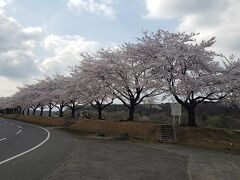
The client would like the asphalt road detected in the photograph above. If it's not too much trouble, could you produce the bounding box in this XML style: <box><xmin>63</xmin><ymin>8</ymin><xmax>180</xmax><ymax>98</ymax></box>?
<box><xmin>0</xmin><ymin>118</ymin><xmax>76</xmax><ymax>180</ymax></box>
<box><xmin>0</xmin><ymin>117</ymin><xmax>188</xmax><ymax>180</ymax></box>
<box><xmin>47</xmin><ymin>139</ymin><xmax>188</xmax><ymax>180</ymax></box>
<box><xmin>1</xmin><ymin>117</ymin><xmax>240</xmax><ymax>180</ymax></box>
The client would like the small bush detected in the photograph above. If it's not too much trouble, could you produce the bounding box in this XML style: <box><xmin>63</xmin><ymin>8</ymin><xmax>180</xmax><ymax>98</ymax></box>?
<box><xmin>206</xmin><ymin>115</ymin><xmax>225</xmax><ymax>128</ymax></box>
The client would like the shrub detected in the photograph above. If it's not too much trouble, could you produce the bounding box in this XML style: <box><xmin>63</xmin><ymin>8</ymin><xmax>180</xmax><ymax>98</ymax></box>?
<box><xmin>206</xmin><ymin>115</ymin><xmax>229</xmax><ymax>128</ymax></box>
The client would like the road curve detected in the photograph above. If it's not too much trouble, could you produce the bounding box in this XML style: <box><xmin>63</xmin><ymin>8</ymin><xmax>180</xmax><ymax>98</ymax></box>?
<box><xmin>0</xmin><ymin>117</ymin><xmax>76</xmax><ymax>180</ymax></box>
<box><xmin>1</xmin><ymin>117</ymin><xmax>239</xmax><ymax>180</ymax></box>
<box><xmin>0</xmin><ymin>118</ymin><xmax>50</xmax><ymax>165</ymax></box>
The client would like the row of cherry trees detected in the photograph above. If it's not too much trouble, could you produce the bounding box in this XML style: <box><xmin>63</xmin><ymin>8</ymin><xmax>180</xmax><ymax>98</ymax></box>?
<box><xmin>0</xmin><ymin>74</ymin><xmax>114</xmax><ymax>120</ymax></box>
<box><xmin>1</xmin><ymin>30</ymin><xmax>240</xmax><ymax>126</ymax></box>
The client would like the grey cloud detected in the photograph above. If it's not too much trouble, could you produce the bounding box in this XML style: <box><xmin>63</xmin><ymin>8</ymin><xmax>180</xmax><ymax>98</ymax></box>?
<box><xmin>145</xmin><ymin>0</ymin><xmax>229</xmax><ymax>20</ymax></box>
<box><xmin>0</xmin><ymin>50</ymin><xmax>40</xmax><ymax>79</ymax></box>
<box><xmin>145</xmin><ymin>0</ymin><xmax>240</xmax><ymax>56</ymax></box>
<box><xmin>0</xmin><ymin>14</ymin><xmax>42</xmax><ymax>79</ymax></box>
<box><xmin>0</xmin><ymin>16</ymin><xmax>42</xmax><ymax>52</ymax></box>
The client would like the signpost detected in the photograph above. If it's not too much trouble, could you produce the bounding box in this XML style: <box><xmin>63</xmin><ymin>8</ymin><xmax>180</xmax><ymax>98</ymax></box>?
<box><xmin>171</xmin><ymin>103</ymin><xmax>182</xmax><ymax>125</ymax></box>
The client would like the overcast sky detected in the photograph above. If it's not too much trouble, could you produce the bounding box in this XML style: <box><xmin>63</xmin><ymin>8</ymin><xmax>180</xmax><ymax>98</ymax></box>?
<box><xmin>0</xmin><ymin>0</ymin><xmax>240</xmax><ymax>96</ymax></box>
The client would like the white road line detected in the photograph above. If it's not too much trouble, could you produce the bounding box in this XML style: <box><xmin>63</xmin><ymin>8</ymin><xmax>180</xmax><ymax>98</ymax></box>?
<box><xmin>17</xmin><ymin>125</ymin><xmax>22</xmax><ymax>129</ymax></box>
<box><xmin>16</xmin><ymin>130</ymin><xmax>22</xmax><ymax>134</ymax></box>
<box><xmin>0</xmin><ymin>138</ymin><xmax>7</xmax><ymax>142</ymax></box>
<box><xmin>0</xmin><ymin>125</ymin><xmax>50</xmax><ymax>165</ymax></box>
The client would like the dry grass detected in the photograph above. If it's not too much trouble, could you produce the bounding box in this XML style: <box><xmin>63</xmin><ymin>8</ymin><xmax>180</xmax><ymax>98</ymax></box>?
<box><xmin>69</xmin><ymin>120</ymin><xmax>161</xmax><ymax>140</ymax></box>
<box><xmin>2</xmin><ymin>114</ymin><xmax>65</xmax><ymax>127</ymax></box>
<box><xmin>176</xmin><ymin>127</ymin><xmax>240</xmax><ymax>152</ymax></box>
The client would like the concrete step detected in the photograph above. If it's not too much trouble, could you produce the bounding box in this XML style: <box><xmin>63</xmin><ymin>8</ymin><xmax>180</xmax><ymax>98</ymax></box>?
<box><xmin>160</xmin><ymin>124</ymin><xmax>176</xmax><ymax>143</ymax></box>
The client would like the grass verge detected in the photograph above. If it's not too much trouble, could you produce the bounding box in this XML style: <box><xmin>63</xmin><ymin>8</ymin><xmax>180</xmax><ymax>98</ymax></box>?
<box><xmin>68</xmin><ymin>119</ymin><xmax>161</xmax><ymax>141</ymax></box>
<box><xmin>1</xmin><ymin>114</ymin><xmax>65</xmax><ymax>127</ymax></box>
<box><xmin>176</xmin><ymin>127</ymin><xmax>240</xmax><ymax>152</ymax></box>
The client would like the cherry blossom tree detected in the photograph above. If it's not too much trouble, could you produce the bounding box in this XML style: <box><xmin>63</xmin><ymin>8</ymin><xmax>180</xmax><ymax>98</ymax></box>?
<box><xmin>19</xmin><ymin>83</ymin><xmax>42</xmax><ymax>115</ymax></box>
<box><xmin>1</xmin><ymin>29</ymin><xmax>238</xmax><ymax>126</ymax></box>
<box><xmin>141</xmin><ymin>30</ymin><xmax>232</xmax><ymax>126</ymax></box>
<box><xmin>60</xmin><ymin>75</ymin><xmax>91</xmax><ymax>118</ymax></box>
<box><xmin>74</xmin><ymin>54</ymin><xmax>115</xmax><ymax>120</ymax></box>
<box><xmin>220</xmin><ymin>56</ymin><xmax>240</xmax><ymax>107</ymax></box>
<box><xmin>35</xmin><ymin>78</ymin><xmax>58</xmax><ymax>117</ymax></box>
<box><xmin>87</xmin><ymin>43</ymin><xmax>165</xmax><ymax>121</ymax></box>
<box><xmin>49</xmin><ymin>74</ymin><xmax>69</xmax><ymax>117</ymax></box>
<box><xmin>12</xmin><ymin>88</ymin><xmax>29</xmax><ymax>114</ymax></box>
<box><xmin>0</xmin><ymin>97</ymin><xmax>11</xmax><ymax>114</ymax></box>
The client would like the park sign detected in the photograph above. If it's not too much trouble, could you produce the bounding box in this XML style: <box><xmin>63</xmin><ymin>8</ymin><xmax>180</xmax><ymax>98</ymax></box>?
<box><xmin>171</xmin><ymin>103</ymin><xmax>182</xmax><ymax>125</ymax></box>
<box><xmin>171</xmin><ymin>103</ymin><xmax>182</xmax><ymax>116</ymax></box>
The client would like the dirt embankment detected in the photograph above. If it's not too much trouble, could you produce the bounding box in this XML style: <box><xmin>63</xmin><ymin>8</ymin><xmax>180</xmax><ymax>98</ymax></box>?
<box><xmin>2</xmin><ymin>114</ymin><xmax>65</xmax><ymax>127</ymax></box>
<box><xmin>68</xmin><ymin>120</ymin><xmax>161</xmax><ymax>140</ymax></box>
<box><xmin>176</xmin><ymin>127</ymin><xmax>240</xmax><ymax>152</ymax></box>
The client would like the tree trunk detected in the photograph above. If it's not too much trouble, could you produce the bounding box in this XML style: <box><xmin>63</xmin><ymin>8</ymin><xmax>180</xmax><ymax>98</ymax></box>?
<box><xmin>59</xmin><ymin>106</ymin><xmax>63</xmax><ymax>117</ymax></box>
<box><xmin>188</xmin><ymin>107</ymin><xmax>197</xmax><ymax>126</ymax></box>
<box><xmin>33</xmin><ymin>108</ymin><xmax>36</xmax><ymax>115</ymax></box>
<box><xmin>58</xmin><ymin>102</ymin><xmax>65</xmax><ymax>117</ymax></box>
<box><xmin>98</xmin><ymin>108</ymin><xmax>103</xmax><ymax>120</ymax></box>
<box><xmin>59</xmin><ymin>109</ymin><xmax>63</xmax><ymax>117</ymax></box>
<box><xmin>49</xmin><ymin>107</ymin><xmax>52</xmax><ymax>117</ymax></box>
<box><xmin>71</xmin><ymin>101</ymin><xmax>76</xmax><ymax>118</ymax></box>
<box><xmin>40</xmin><ymin>107</ymin><xmax>43</xmax><ymax>116</ymax></box>
<box><xmin>71</xmin><ymin>107</ymin><xmax>75</xmax><ymax>118</ymax></box>
<box><xmin>27</xmin><ymin>108</ymin><xmax>30</xmax><ymax>115</ymax></box>
<box><xmin>128</xmin><ymin>102</ymin><xmax>135</xmax><ymax>121</ymax></box>
<box><xmin>96</xmin><ymin>102</ymin><xmax>103</xmax><ymax>120</ymax></box>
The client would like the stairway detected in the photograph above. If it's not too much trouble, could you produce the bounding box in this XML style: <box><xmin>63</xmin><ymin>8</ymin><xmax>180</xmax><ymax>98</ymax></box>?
<box><xmin>160</xmin><ymin>124</ymin><xmax>176</xmax><ymax>143</ymax></box>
